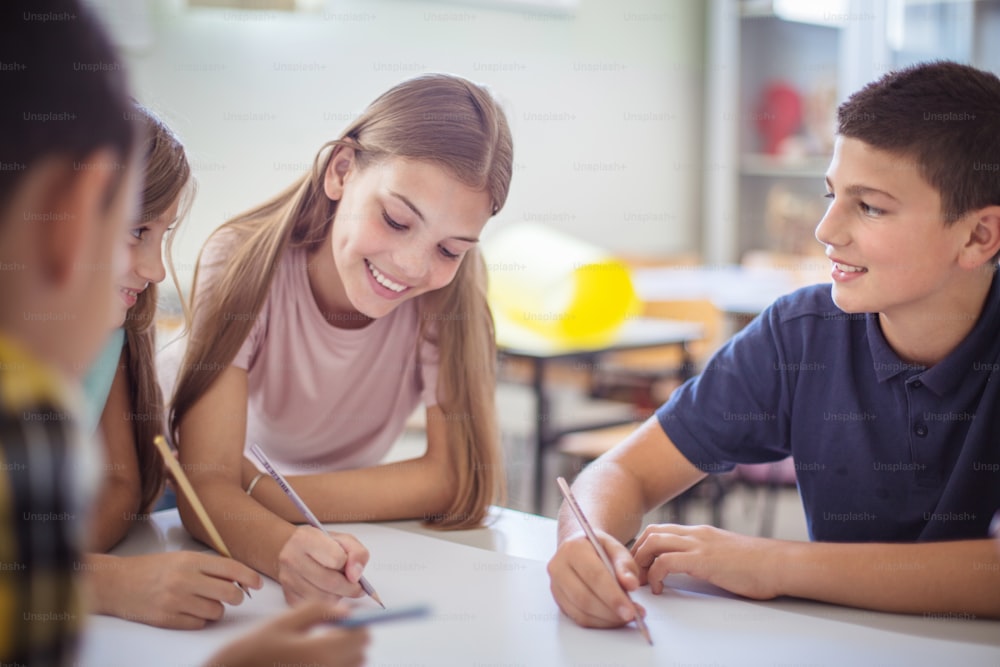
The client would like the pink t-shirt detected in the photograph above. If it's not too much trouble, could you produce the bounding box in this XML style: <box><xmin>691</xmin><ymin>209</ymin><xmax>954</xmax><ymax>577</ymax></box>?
<box><xmin>197</xmin><ymin>233</ymin><xmax>439</xmax><ymax>475</ymax></box>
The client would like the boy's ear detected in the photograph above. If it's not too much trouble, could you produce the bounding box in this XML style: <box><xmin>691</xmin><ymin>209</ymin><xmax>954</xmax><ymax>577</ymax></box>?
<box><xmin>322</xmin><ymin>145</ymin><xmax>357</xmax><ymax>202</ymax></box>
<box><xmin>38</xmin><ymin>149</ymin><xmax>118</xmax><ymax>287</ymax></box>
<box><xmin>960</xmin><ymin>205</ymin><xmax>1000</xmax><ymax>270</ymax></box>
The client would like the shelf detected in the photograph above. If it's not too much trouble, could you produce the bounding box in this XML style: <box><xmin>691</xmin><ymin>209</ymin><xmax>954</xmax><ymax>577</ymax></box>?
<box><xmin>706</xmin><ymin>0</ymin><xmax>998</xmax><ymax>266</ymax></box>
<box><xmin>740</xmin><ymin>153</ymin><xmax>831</xmax><ymax>177</ymax></box>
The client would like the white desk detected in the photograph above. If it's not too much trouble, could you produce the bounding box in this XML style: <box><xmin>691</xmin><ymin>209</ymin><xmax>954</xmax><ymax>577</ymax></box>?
<box><xmin>78</xmin><ymin>508</ymin><xmax>1000</xmax><ymax>667</ymax></box>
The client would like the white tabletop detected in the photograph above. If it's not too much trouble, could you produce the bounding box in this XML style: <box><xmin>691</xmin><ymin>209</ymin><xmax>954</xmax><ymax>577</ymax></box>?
<box><xmin>78</xmin><ymin>507</ymin><xmax>1000</xmax><ymax>667</ymax></box>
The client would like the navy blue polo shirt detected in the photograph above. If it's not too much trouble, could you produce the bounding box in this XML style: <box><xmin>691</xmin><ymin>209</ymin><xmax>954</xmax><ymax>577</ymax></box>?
<box><xmin>656</xmin><ymin>276</ymin><xmax>1000</xmax><ymax>543</ymax></box>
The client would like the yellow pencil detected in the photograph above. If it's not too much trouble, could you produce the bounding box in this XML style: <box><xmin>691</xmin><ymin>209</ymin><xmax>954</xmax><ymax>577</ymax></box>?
<box><xmin>152</xmin><ymin>435</ymin><xmax>252</xmax><ymax>599</ymax></box>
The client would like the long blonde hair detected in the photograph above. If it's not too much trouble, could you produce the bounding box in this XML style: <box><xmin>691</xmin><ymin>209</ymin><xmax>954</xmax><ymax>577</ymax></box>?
<box><xmin>127</xmin><ymin>101</ymin><xmax>192</xmax><ymax>511</ymax></box>
<box><xmin>170</xmin><ymin>74</ymin><xmax>513</xmax><ymax>528</ymax></box>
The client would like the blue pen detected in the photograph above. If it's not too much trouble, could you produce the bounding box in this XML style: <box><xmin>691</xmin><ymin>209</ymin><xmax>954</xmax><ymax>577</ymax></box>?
<box><xmin>249</xmin><ymin>443</ymin><xmax>385</xmax><ymax>609</ymax></box>
<box><xmin>332</xmin><ymin>604</ymin><xmax>430</xmax><ymax>629</ymax></box>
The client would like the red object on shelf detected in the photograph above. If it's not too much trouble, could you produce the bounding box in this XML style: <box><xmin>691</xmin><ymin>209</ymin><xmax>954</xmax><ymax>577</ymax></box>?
<box><xmin>756</xmin><ymin>81</ymin><xmax>802</xmax><ymax>155</ymax></box>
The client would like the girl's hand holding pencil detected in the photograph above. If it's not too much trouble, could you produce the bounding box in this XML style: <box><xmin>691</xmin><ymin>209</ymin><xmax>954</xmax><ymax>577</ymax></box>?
<box><xmin>277</xmin><ymin>526</ymin><xmax>372</xmax><ymax>606</ymax></box>
<box><xmin>250</xmin><ymin>443</ymin><xmax>384</xmax><ymax>608</ymax></box>
<box><xmin>88</xmin><ymin>551</ymin><xmax>262</xmax><ymax>630</ymax></box>
<box><xmin>91</xmin><ymin>438</ymin><xmax>265</xmax><ymax>630</ymax></box>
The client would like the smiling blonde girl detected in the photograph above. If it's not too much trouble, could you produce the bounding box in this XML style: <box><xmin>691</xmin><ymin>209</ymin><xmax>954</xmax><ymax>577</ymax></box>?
<box><xmin>170</xmin><ymin>73</ymin><xmax>513</xmax><ymax>604</ymax></box>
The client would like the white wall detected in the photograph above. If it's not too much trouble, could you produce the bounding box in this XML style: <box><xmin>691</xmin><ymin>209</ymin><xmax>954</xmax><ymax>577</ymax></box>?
<box><xmin>112</xmin><ymin>0</ymin><xmax>705</xmax><ymax>291</ymax></box>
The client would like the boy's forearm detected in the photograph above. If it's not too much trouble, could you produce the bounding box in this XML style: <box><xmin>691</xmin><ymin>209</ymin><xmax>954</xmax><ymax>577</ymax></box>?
<box><xmin>556</xmin><ymin>418</ymin><xmax>708</xmax><ymax>547</ymax></box>
<box><xmin>776</xmin><ymin>539</ymin><xmax>1000</xmax><ymax>618</ymax></box>
<box><xmin>556</xmin><ymin>461</ymin><xmax>648</xmax><ymax>546</ymax></box>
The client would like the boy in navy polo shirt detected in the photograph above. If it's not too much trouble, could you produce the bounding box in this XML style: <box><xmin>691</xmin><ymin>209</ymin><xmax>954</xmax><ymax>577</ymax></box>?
<box><xmin>548</xmin><ymin>61</ymin><xmax>1000</xmax><ymax>625</ymax></box>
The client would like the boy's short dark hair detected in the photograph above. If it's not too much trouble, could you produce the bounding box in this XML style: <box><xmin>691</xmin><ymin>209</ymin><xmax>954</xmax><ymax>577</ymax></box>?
<box><xmin>837</xmin><ymin>61</ymin><xmax>1000</xmax><ymax>225</ymax></box>
<box><xmin>0</xmin><ymin>0</ymin><xmax>136</xmax><ymax>213</ymax></box>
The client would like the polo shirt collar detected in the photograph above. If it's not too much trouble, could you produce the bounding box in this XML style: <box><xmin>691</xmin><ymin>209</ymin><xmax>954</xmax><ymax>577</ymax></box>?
<box><xmin>867</xmin><ymin>314</ymin><xmax>925</xmax><ymax>383</ymax></box>
<box><xmin>867</xmin><ymin>270</ymin><xmax>1000</xmax><ymax>393</ymax></box>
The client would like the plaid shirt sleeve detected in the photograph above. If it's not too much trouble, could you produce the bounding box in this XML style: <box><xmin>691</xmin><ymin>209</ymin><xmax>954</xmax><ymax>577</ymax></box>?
<box><xmin>0</xmin><ymin>335</ymin><xmax>85</xmax><ymax>667</ymax></box>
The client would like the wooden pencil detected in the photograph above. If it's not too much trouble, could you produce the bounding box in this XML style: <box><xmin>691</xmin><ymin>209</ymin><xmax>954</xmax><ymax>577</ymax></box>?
<box><xmin>152</xmin><ymin>435</ymin><xmax>252</xmax><ymax>598</ymax></box>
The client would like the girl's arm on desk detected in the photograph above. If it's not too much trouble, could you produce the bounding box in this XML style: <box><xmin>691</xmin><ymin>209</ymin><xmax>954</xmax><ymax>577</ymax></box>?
<box><xmin>176</xmin><ymin>364</ymin><xmax>369</xmax><ymax>606</ymax></box>
<box><xmin>244</xmin><ymin>404</ymin><xmax>460</xmax><ymax>524</ymax></box>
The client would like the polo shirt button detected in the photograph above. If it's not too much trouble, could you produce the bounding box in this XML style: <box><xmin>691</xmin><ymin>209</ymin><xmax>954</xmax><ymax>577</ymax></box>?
<box><xmin>914</xmin><ymin>423</ymin><xmax>928</xmax><ymax>437</ymax></box>
<box><xmin>912</xmin><ymin>380</ymin><xmax>923</xmax><ymax>389</ymax></box>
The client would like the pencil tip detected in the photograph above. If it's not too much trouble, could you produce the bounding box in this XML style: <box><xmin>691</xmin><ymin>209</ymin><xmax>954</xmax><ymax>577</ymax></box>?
<box><xmin>635</xmin><ymin>617</ymin><xmax>653</xmax><ymax>645</ymax></box>
<box><xmin>370</xmin><ymin>592</ymin><xmax>386</xmax><ymax>609</ymax></box>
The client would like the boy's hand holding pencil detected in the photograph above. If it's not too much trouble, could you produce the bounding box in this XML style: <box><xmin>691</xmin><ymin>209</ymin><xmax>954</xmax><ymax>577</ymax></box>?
<box><xmin>552</xmin><ymin>477</ymin><xmax>651</xmax><ymax>642</ymax></box>
<box><xmin>549</xmin><ymin>527</ymin><xmax>648</xmax><ymax>626</ymax></box>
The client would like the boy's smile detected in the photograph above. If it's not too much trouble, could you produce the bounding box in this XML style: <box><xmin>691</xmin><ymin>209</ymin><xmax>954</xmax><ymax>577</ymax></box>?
<box><xmin>829</xmin><ymin>258</ymin><xmax>867</xmax><ymax>282</ymax></box>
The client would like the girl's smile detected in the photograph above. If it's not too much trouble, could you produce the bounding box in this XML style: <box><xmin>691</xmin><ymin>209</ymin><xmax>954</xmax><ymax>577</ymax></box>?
<box><xmin>117</xmin><ymin>284</ymin><xmax>146</xmax><ymax>308</ymax></box>
<box><xmin>364</xmin><ymin>259</ymin><xmax>410</xmax><ymax>297</ymax></box>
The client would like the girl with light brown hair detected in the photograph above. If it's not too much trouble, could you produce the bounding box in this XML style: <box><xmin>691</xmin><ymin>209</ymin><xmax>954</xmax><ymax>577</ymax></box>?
<box><xmin>82</xmin><ymin>101</ymin><xmax>268</xmax><ymax>628</ymax></box>
<box><xmin>81</xmin><ymin>104</ymin><xmax>370</xmax><ymax>662</ymax></box>
<box><xmin>169</xmin><ymin>73</ymin><xmax>513</xmax><ymax>604</ymax></box>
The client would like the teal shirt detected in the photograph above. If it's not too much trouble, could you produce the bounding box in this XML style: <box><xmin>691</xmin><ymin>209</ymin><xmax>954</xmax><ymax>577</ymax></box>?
<box><xmin>81</xmin><ymin>327</ymin><xmax>125</xmax><ymax>433</ymax></box>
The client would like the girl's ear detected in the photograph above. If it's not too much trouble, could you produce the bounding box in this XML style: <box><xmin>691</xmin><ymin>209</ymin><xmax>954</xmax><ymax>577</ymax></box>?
<box><xmin>323</xmin><ymin>145</ymin><xmax>357</xmax><ymax>201</ymax></box>
<box><xmin>37</xmin><ymin>149</ymin><xmax>119</xmax><ymax>287</ymax></box>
